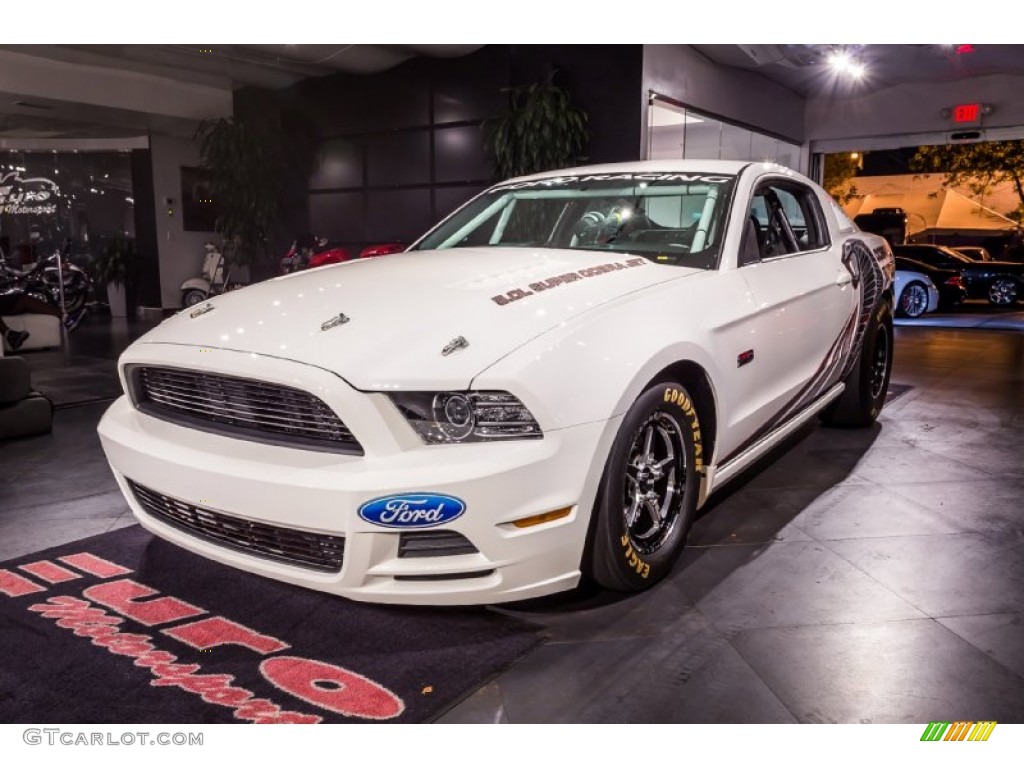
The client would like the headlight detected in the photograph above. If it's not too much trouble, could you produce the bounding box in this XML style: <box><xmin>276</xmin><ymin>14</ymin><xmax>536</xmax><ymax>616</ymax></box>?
<box><xmin>389</xmin><ymin>391</ymin><xmax>542</xmax><ymax>444</ymax></box>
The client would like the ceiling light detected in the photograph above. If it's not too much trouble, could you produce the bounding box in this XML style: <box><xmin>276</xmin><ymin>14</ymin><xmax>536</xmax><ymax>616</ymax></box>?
<box><xmin>828</xmin><ymin>50</ymin><xmax>866</xmax><ymax>80</ymax></box>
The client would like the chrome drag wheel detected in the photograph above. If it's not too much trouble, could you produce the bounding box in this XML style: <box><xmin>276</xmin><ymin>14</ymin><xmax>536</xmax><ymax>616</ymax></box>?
<box><xmin>587</xmin><ymin>381</ymin><xmax>701</xmax><ymax>592</ymax></box>
<box><xmin>623</xmin><ymin>412</ymin><xmax>687</xmax><ymax>557</ymax></box>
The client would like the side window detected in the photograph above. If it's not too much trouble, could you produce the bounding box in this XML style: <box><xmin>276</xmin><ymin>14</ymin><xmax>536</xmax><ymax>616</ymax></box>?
<box><xmin>740</xmin><ymin>181</ymin><xmax>829</xmax><ymax>266</ymax></box>
<box><xmin>779</xmin><ymin>186</ymin><xmax>828</xmax><ymax>251</ymax></box>
<box><xmin>830</xmin><ymin>197</ymin><xmax>856</xmax><ymax>234</ymax></box>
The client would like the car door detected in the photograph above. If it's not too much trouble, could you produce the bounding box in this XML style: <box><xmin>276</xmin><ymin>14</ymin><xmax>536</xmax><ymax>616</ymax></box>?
<box><xmin>732</xmin><ymin>176</ymin><xmax>858</xmax><ymax>440</ymax></box>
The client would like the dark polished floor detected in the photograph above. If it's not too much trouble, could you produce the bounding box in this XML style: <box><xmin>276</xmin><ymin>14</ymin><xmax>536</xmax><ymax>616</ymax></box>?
<box><xmin>2</xmin><ymin>319</ymin><xmax>1023</xmax><ymax>723</ymax></box>
<box><xmin>897</xmin><ymin>300</ymin><xmax>1024</xmax><ymax>332</ymax></box>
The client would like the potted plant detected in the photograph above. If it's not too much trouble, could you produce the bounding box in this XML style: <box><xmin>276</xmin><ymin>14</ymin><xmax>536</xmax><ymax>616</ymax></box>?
<box><xmin>484</xmin><ymin>72</ymin><xmax>590</xmax><ymax>180</ymax></box>
<box><xmin>197</xmin><ymin>112</ymin><xmax>314</xmax><ymax>269</ymax></box>
<box><xmin>92</xmin><ymin>235</ymin><xmax>136</xmax><ymax>318</ymax></box>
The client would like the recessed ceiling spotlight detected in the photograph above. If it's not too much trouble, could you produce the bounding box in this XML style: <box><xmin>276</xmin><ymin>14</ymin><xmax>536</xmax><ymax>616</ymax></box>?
<box><xmin>829</xmin><ymin>50</ymin><xmax>866</xmax><ymax>80</ymax></box>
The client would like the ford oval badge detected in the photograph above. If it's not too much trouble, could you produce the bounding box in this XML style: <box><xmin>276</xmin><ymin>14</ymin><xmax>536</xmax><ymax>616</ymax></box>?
<box><xmin>358</xmin><ymin>493</ymin><xmax>466</xmax><ymax>529</ymax></box>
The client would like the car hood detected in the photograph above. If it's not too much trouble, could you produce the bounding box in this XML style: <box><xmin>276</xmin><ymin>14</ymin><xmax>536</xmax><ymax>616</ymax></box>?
<box><xmin>139</xmin><ymin>248</ymin><xmax>698</xmax><ymax>390</ymax></box>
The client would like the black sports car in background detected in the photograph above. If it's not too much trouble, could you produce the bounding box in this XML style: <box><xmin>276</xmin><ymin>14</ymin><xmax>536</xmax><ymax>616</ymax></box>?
<box><xmin>954</xmin><ymin>245</ymin><xmax>994</xmax><ymax>262</ymax></box>
<box><xmin>893</xmin><ymin>244</ymin><xmax>1024</xmax><ymax>306</ymax></box>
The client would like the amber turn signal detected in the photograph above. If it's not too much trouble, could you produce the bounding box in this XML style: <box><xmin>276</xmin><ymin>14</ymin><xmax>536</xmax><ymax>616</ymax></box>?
<box><xmin>512</xmin><ymin>507</ymin><xmax>573</xmax><ymax>529</ymax></box>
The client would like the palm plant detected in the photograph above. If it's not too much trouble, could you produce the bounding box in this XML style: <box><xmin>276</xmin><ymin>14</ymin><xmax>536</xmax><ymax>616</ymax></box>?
<box><xmin>197</xmin><ymin>114</ymin><xmax>312</xmax><ymax>266</ymax></box>
<box><xmin>485</xmin><ymin>73</ymin><xmax>590</xmax><ymax>181</ymax></box>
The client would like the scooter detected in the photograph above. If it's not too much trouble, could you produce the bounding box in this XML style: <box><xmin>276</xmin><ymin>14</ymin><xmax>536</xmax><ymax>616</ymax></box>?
<box><xmin>181</xmin><ymin>243</ymin><xmax>232</xmax><ymax>307</ymax></box>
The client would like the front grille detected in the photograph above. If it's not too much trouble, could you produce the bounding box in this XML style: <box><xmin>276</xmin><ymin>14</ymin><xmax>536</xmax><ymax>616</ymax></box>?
<box><xmin>129</xmin><ymin>365</ymin><xmax>361</xmax><ymax>454</ymax></box>
<box><xmin>127</xmin><ymin>479</ymin><xmax>345</xmax><ymax>572</ymax></box>
<box><xmin>398</xmin><ymin>530</ymin><xmax>479</xmax><ymax>558</ymax></box>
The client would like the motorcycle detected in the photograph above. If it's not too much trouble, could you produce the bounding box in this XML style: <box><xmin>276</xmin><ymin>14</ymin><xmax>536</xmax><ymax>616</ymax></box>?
<box><xmin>278</xmin><ymin>236</ymin><xmax>351</xmax><ymax>275</ymax></box>
<box><xmin>359</xmin><ymin>242</ymin><xmax>405</xmax><ymax>258</ymax></box>
<box><xmin>0</xmin><ymin>241</ymin><xmax>91</xmax><ymax>314</ymax></box>
<box><xmin>277</xmin><ymin>238</ymin><xmax>405</xmax><ymax>275</ymax></box>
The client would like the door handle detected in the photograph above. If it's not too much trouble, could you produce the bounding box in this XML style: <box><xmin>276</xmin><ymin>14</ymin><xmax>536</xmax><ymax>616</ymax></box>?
<box><xmin>836</xmin><ymin>271</ymin><xmax>853</xmax><ymax>287</ymax></box>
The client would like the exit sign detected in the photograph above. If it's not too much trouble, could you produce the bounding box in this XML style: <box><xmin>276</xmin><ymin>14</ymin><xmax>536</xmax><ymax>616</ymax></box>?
<box><xmin>953</xmin><ymin>103</ymin><xmax>981</xmax><ymax>123</ymax></box>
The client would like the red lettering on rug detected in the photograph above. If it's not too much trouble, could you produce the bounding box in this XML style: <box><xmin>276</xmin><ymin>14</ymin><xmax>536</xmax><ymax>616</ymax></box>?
<box><xmin>163</xmin><ymin>616</ymin><xmax>290</xmax><ymax>655</ymax></box>
<box><xmin>27</xmin><ymin>595</ymin><xmax>322</xmax><ymax>724</ymax></box>
<box><xmin>83</xmin><ymin>579</ymin><xmax>205</xmax><ymax>627</ymax></box>
<box><xmin>19</xmin><ymin>560</ymin><xmax>81</xmax><ymax>584</ymax></box>
<box><xmin>58</xmin><ymin>553</ymin><xmax>132</xmax><ymax>578</ymax></box>
<box><xmin>261</xmin><ymin>656</ymin><xmax>405</xmax><ymax>720</ymax></box>
<box><xmin>0</xmin><ymin>569</ymin><xmax>46</xmax><ymax>597</ymax></box>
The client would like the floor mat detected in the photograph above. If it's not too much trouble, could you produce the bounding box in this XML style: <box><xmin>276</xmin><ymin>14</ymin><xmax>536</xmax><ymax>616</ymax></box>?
<box><xmin>0</xmin><ymin>526</ymin><xmax>540</xmax><ymax>723</ymax></box>
<box><xmin>26</xmin><ymin>353</ymin><xmax>122</xmax><ymax>409</ymax></box>
<box><xmin>886</xmin><ymin>383</ymin><xmax>914</xmax><ymax>404</ymax></box>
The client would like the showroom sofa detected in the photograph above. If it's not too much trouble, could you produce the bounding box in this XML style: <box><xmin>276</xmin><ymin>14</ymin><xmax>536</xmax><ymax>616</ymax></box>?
<box><xmin>0</xmin><ymin>355</ymin><xmax>54</xmax><ymax>439</ymax></box>
<box><xmin>1</xmin><ymin>313</ymin><xmax>62</xmax><ymax>353</ymax></box>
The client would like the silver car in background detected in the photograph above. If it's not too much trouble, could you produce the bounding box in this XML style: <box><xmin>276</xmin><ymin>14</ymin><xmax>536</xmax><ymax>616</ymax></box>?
<box><xmin>894</xmin><ymin>262</ymin><xmax>940</xmax><ymax>318</ymax></box>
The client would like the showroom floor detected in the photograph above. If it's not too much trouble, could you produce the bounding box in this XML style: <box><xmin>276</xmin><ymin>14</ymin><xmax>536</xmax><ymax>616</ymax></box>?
<box><xmin>2</xmin><ymin>317</ymin><xmax>1023</xmax><ymax>723</ymax></box>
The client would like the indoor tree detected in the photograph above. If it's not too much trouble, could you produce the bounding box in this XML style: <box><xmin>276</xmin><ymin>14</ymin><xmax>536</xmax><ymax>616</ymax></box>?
<box><xmin>197</xmin><ymin>112</ymin><xmax>312</xmax><ymax>266</ymax></box>
<box><xmin>484</xmin><ymin>73</ymin><xmax>590</xmax><ymax>181</ymax></box>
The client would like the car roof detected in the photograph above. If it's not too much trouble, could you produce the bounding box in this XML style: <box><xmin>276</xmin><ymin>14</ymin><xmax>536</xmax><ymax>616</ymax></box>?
<box><xmin>895</xmin><ymin>256</ymin><xmax>944</xmax><ymax>271</ymax></box>
<box><xmin>504</xmin><ymin>159</ymin><xmax>796</xmax><ymax>185</ymax></box>
<box><xmin>895</xmin><ymin>243</ymin><xmax>965</xmax><ymax>256</ymax></box>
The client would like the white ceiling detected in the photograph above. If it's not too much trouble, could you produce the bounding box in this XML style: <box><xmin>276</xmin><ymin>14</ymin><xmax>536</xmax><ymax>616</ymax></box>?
<box><xmin>4</xmin><ymin>44</ymin><xmax>1023</xmax><ymax>142</ymax></box>
<box><xmin>691</xmin><ymin>44</ymin><xmax>1024</xmax><ymax>97</ymax></box>
<box><xmin>3</xmin><ymin>45</ymin><xmax>484</xmax><ymax>90</ymax></box>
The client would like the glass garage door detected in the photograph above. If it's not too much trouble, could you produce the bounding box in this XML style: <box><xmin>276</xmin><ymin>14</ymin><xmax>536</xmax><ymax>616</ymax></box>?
<box><xmin>647</xmin><ymin>97</ymin><xmax>802</xmax><ymax>171</ymax></box>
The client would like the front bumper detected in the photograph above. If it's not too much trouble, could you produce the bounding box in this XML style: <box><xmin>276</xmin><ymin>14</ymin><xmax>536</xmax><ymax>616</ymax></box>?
<box><xmin>97</xmin><ymin>344</ymin><xmax>614</xmax><ymax>605</ymax></box>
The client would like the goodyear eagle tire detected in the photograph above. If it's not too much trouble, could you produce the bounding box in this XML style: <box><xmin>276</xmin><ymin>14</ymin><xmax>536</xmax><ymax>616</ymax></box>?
<box><xmin>587</xmin><ymin>381</ymin><xmax>701</xmax><ymax>592</ymax></box>
<box><xmin>821</xmin><ymin>300</ymin><xmax>893</xmax><ymax>428</ymax></box>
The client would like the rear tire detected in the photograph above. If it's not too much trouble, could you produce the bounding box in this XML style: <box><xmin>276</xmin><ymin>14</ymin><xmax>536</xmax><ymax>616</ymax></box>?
<box><xmin>821</xmin><ymin>300</ymin><xmax>893</xmax><ymax>428</ymax></box>
<box><xmin>587</xmin><ymin>381</ymin><xmax>702</xmax><ymax>592</ymax></box>
<box><xmin>988</xmin><ymin>277</ymin><xmax>1019</xmax><ymax>306</ymax></box>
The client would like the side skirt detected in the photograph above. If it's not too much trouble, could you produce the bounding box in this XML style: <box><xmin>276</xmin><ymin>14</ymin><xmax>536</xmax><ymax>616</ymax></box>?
<box><xmin>698</xmin><ymin>383</ymin><xmax>846</xmax><ymax>506</ymax></box>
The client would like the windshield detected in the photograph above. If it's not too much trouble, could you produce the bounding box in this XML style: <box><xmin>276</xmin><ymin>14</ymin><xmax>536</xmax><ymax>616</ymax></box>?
<box><xmin>412</xmin><ymin>172</ymin><xmax>737</xmax><ymax>269</ymax></box>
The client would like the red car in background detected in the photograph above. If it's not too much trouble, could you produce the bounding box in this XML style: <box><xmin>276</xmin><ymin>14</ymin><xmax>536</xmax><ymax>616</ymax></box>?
<box><xmin>359</xmin><ymin>243</ymin><xmax>404</xmax><ymax>258</ymax></box>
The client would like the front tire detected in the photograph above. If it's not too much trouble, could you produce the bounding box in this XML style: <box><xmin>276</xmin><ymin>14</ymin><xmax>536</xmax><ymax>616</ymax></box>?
<box><xmin>897</xmin><ymin>282</ymin><xmax>929</xmax><ymax>318</ymax></box>
<box><xmin>988</xmin><ymin>277</ymin><xmax>1019</xmax><ymax>306</ymax></box>
<box><xmin>587</xmin><ymin>381</ymin><xmax>702</xmax><ymax>592</ymax></box>
<box><xmin>821</xmin><ymin>300</ymin><xmax>893</xmax><ymax>428</ymax></box>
